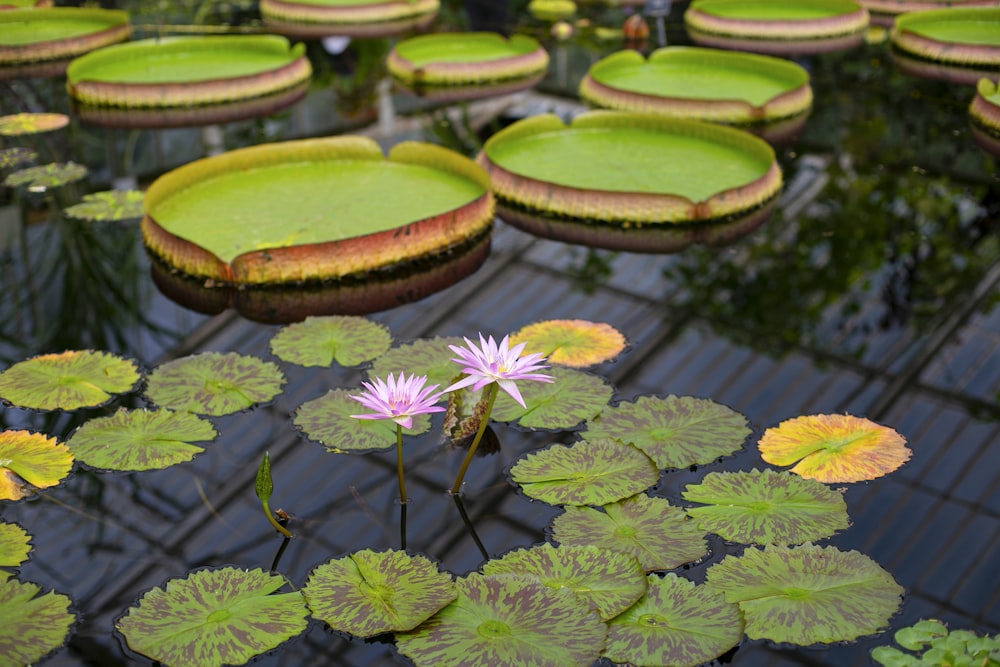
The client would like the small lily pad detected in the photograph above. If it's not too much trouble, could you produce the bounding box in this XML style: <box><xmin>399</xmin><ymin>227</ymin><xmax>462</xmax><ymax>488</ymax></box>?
<box><xmin>269</xmin><ymin>316</ymin><xmax>392</xmax><ymax>368</ymax></box>
<box><xmin>0</xmin><ymin>147</ymin><xmax>37</xmax><ymax>170</ymax></box>
<box><xmin>585</xmin><ymin>395</ymin><xmax>750</xmax><ymax>470</ymax></box>
<box><xmin>509</xmin><ymin>438</ymin><xmax>658</xmax><ymax>506</ymax></box>
<box><xmin>757</xmin><ymin>414</ymin><xmax>911</xmax><ymax>483</ymax></box>
<box><xmin>491</xmin><ymin>367</ymin><xmax>613</xmax><ymax>430</ymax></box>
<box><xmin>4</xmin><ymin>162</ymin><xmax>88</xmax><ymax>191</ymax></box>
<box><xmin>482</xmin><ymin>543</ymin><xmax>646</xmax><ymax>621</ymax></box>
<box><xmin>395</xmin><ymin>573</ymin><xmax>607</xmax><ymax>667</ymax></box>
<box><xmin>67</xmin><ymin>409</ymin><xmax>218</xmax><ymax>471</ymax></box>
<box><xmin>294</xmin><ymin>389</ymin><xmax>432</xmax><ymax>452</ymax></box>
<box><xmin>0</xmin><ymin>113</ymin><xmax>69</xmax><ymax>137</ymax></box>
<box><xmin>0</xmin><ymin>522</ymin><xmax>31</xmax><ymax>570</ymax></box>
<box><xmin>509</xmin><ymin>320</ymin><xmax>627</xmax><ymax>367</ymax></box>
<box><xmin>63</xmin><ymin>189</ymin><xmax>145</xmax><ymax>222</ymax></box>
<box><xmin>605</xmin><ymin>573</ymin><xmax>743</xmax><ymax>667</ymax></box>
<box><xmin>551</xmin><ymin>494</ymin><xmax>708</xmax><ymax>572</ymax></box>
<box><xmin>682</xmin><ymin>469</ymin><xmax>849</xmax><ymax>545</ymax></box>
<box><xmin>0</xmin><ymin>430</ymin><xmax>74</xmax><ymax>501</ymax></box>
<box><xmin>369</xmin><ymin>336</ymin><xmax>465</xmax><ymax>390</ymax></box>
<box><xmin>145</xmin><ymin>352</ymin><xmax>285</xmax><ymax>416</ymax></box>
<box><xmin>705</xmin><ymin>544</ymin><xmax>904</xmax><ymax>645</ymax></box>
<box><xmin>0</xmin><ymin>579</ymin><xmax>75</xmax><ymax>666</ymax></box>
<box><xmin>0</xmin><ymin>350</ymin><xmax>141</xmax><ymax>411</ymax></box>
<box><xmin>116</xmin><ymin>567</ymin><xmax>309</xmax><ymax>667</ymax></box>
<box><xmin>302</xmin><ymin>549</ymin><xmax>456</xmax><ymax>637</ymax></box>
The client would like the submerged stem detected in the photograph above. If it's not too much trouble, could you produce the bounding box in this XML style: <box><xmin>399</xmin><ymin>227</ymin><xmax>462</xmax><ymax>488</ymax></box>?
<box><xmin>396</xmin><ymin>423</ymin><xmax>408</xmax><ymax>504</ymax></box>
<box><xmin>450</xmin><ymin>383</ymin><xmax>499</xmax><ymax>495</ymax></box>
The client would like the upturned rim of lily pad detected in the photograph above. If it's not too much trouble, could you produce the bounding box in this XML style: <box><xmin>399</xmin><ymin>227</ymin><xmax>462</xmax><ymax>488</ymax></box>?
<box><xmin>260</xmin><ymin>0</ymin><xmax>439</xmax><ymax>38</ymax></box>
<box><xmin>387</xmin><ymin>32</ymin><xmax>549</xmax><ymax>87</ymax></box>
<box><xmin>891</xmin><ymin>7</ymin><xmax>1000</xmax><ymax>67</ymax></box>
<box><xmin>393</xmin><ymin>71</ymin><xmax>547</xmax><ymax>104</ymax></box>
<box><xmin>859</xmin><ymin>0</ymin><xmax>998</xmax><ymax>20</ymax></box>
<box><xmin>0</xmin><ymin>7</ymin><xmax>129</xmax><ymax>66</ymax></box>
<box><xmin>970</xmin><ymin>78</ymin><xmax>1000</xmax><ymax>157</ymax></box>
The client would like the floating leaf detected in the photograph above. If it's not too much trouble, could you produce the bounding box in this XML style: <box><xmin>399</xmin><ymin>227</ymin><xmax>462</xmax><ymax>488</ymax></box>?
<box><xmin>145</xmin><ymin>352</ymin><xmax>285</xmax><ymax>416</ymax></box>
<box><xmin>0</xmin><ymin>430</ymin><xmax>73</xmax><ymax>501</ymax></box>
<box><xmin>63</xmin><ymin>189</ymin><xmax>145</xmax><ymax>222</ymax></box>
<box><xmin>585</xmin><ymin>395</ymin><xmax>750</xmax><ymax>470</ymax></box>
<box><xmin>369</xmin><ymin>337</ymin><xmax>464</xmax><ymax>390</ymax></box>
<box><xmin>682</xmin><ymin>469</ymin><xmax>849</xmax><ymax>545</ymax></box>
<box><xmin>116</xmin><ymin>567</ymin><xmax>308</xmax><ymax>667</ymax></box>
<box><xmin>510</xmin><ymin>319</ymin><xmax>626</xmax><ymax>367</ymax></box>
<box><xmin>303</xmin><ymin>549</ymin><xmax>456</xmax><ymax>637</ymax></box>
<box><xmin>4</xmin><ymin>162</ymin><xmax>87</xmax><ymax>190</ymax></box>
<box><xmin>705</xmin><ymin>544</ymin><xmax>904</xmax><ymax>645</ymax></box>
<box><xmin>294</xmin><ymin>388</ymin><xmax>432</xmax><ymax>452</ymax></box>
<box><xmin>0</xmin><ymin>350</ymin><xmax>140</xmax><ymax>411</ymax></box>
<box><xmin>0</xmin><ymin>579</ymin><xmax>75</xmax><ymax>666</ymax></box>
<box><xmin>0</xmin><ymin>522</ymin><xmax>31</xmax><ymax>571</ymax></box>
<box><xmin>604</xmin><ymin>573</ymin><xmax>743</xmax><ymax>667</ymax></box>
<box><xmin>482</xmin><ymin>543</ymin><xmax>646</xmax><ymax>621</ymax></box>
<box><xmin>396</xmin><ymin>573</ymin><xmax>607</xmax><ymax>667</ymax></box>
<box><xmin>67</xmin><ymin>409</ymin><xmax>218</xmax><ymax>471</ymax></box>
<box><xmin>491</xmin><ymin>367</ymin><xmax>613</xmax><ymax>430</ymax></box>
<box><xmin>0</xmin><ymin>113</ymin><xmax>69</xmax><ymax>137</ymax></box>
<box><xmin>269</xmin><ymin>316</ymin><xmax>392</xmax><ymax>368</ymax></box>
<box><xmin>551</xmin><ymin>495</ymin><xmax>708</xmax><ymax>572</ymax></box>
<box><xmin>0</xmin><ymin>147</ymin><xmax>37</xmax><ymax>170</ymax></box>
<box><xmin>757</xmin><ymin>414</ymin><xmax>911</xmax><ymax>483</ymax></box>
<box><xmin>509</xmin><ymin>438</ymin><xmax>658</xmax><ymax>506</ymax></box>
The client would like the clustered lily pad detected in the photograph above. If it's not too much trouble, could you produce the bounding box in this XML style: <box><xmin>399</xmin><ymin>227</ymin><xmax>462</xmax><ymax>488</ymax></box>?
<box><xmin>0</xmin><ymin>350</ymin><xmax>140</xmax><ymax>411</ymax></box>
<box><xmin>269</xmin><ymin>315</ymin><xmax>392</xmax><ymax>367</ymax></box>
<box><xmin>0</xmin><ymin>578</ymin><xmax>76</xmax><ymax>666</ymax></box>
<box><xmin>490</xmin><ymin>366</ymin><xmax>613</xmax><ymax>430</ymax></box>
<box><xmin>63</xmin><ymin>189</ymin><xmax>145</xmax><ymax>222</ymax></box>
<box><xmin>294</xmin><ymin>388</ymin><xmax>433</xmax><ymax>452</ymax></box>
<box><xmin>144</xmin><ymin>352</ymin><xmax>285</xmax><ymax>416</ymax></box>
<box><xmin>369</xmin><ymin>336</ymin><xmax>465</xmax><ymax>389</ymax></box>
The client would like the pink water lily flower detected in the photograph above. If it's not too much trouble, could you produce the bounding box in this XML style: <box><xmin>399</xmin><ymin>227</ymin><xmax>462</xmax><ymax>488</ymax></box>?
<box><xmin>350</xmin><ymin>372</ymin><xmax>445</xmax><ymax>429</ymax></box>
<box><xmin>445</xmin><ymin>333</ymin><xmax>553</xmax><ymax>408</ymax></box>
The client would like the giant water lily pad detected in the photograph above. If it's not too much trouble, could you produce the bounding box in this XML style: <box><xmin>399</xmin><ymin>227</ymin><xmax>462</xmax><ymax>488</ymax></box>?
<box><xmin>302</xmin><ymin>549</ymin><xmax>456</xmax><ymax>637</ymax></box>
<box><xmin>585</xmin><ymin>394</ymin><xmax>750</xmax><ymax>470</ymax></box>
<box><xmin>682</xmin><ymin>469</ymin><xmax>850</xmax><ymax>545</ymax></box>
<box><xmin>0</xmin><ymin>7</ymin><xmax>129</xmax><ymax>66</ymax></box>
<box><xmin>757</xmin><ymin>414</ymin><xmax>911</xmax><ymax>483</ymax></box>
<box><xmin>971</xmin><ymin>78</ymin><xmax>1000</xmax><ymax>157</ymax></box>
<box><xmin>482</xmin><ymin>543</ymin><xmax>646</xmax><ymax>621</ymax></box>
<box><xmin>705</xmin><ymin>544</ymin><xmax>903</xmax><ymax>645</ymax></box>
<box><xmin>491</xmin><ymin>366</ymin><xmax>613</xmax><ymax>430</ymax></box>
<box><xmin>260</xmin><ymin>0</ymin><xmax>439</xmax><ymax>38</ymax></box>
<box><xmin>269</xmin><ymin>316</ymin><xmax>392</xmax><ymax>367</ymax></box>
<box><xmin>294</xmin><ymin>388</ymin><xmax>432</xmax><ymax>452</ymax></box>
<box><xmin>387</xmin><ymin>32</ymin><xmax>548</xmax><ymax>89</ymax></box>
<box><xmin>144</xmin><ymin>352</ymin><xmax>285</xmax><ymax>416</ymax></box>
<box><xmin>0</xmin><ymin>431</ymin><xmax>73</xmax><ymax>501</ymax></box>
<box><xmin>0</xmin><ymin>578</ymin><xmax>75</xmax><ymax>665</ymax></box>
<box><xmin>509</xmin><ymin>319</ymin><xmax>627</xmax><ymax>368</ymax></box>
<box><xmin>0</xmin><ymin>522</ymin><xmax>31</xmax><ymax>570</ymax></box>
<box><xmin>369</xmin><ymin>336</ymin><xmax>465</xmax><ymax>389</ymax></box>
<box><xmin>0</xmin><ymin>350</ymin><xmax>140</xmax><ymax>410</ymax></box>
<box><xmin>891</xmin><ymin>7</ymin><xmax>1000</xmax><ymax>69</ymax></box>
<box><xmin>604</xmin><ymin>573</ymin><xmax>743</xmax><ymax>667</ymax></box>
<box><xmin>395</xmin><ymin>573</ymin><xmax>607</xmax><ymax>667</ymax></box>
<box><xmin>116</xmin><ymin>567</ymin><xmax>309</xmax><ymax>667</ymax></box>
<box><xmin>143</xmin><ymin>137</ymin><xmax>493</xmax><ymax>285</ymax></box>
<box><xmin>63</xmin><ymin>189</ymin><xmax>144</xmax><ymax>222</ymax></box>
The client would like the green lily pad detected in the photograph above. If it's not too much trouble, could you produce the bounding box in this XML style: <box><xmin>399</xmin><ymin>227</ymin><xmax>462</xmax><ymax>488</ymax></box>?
<box><xmin>269</xmin><ymin>316</ymin><xmax>392</xmax><ymax>368</ymax></box>
<box><xmin>605</xmin><ymin>573</ymin><xmax>743</xmax><ymax>667</ymax></box>
<box><xmin>294</xmin><ymin>388</ymin><xmax>432</xmax><ymax>452</ymax></box>
<box><xmin>705</xmin><ymin>544</ymin><xmax>904</xmax><ymax>645</ymax></box>
<box><xmin>509</xmin><ymin>319</ymin><xmax>627</xmax><ymax>368</ymax></box>
<box><xmin>63</xmin><ymin>189</ymin><xmax>145</xmax><ymax>222</ymax></box>
<box><xmin>116</xmin><ymin>567</ymin><xmax>309</xmax><ymax>667</ymax></box>
<box><xmin>387</xmin><ymin>32</ymin><xmax>548</xmax><ymax>86</ymax></box>
<box><xmin>0</xmin><ymin>578</ymin><xmax>75</xmax><ymax>666</ymax></box>
<box><xmin>551</xmin><ymin>494</ymin><xmax>708</xmax><ymax>572</ymax></box>
<box><xmin>67</xmin><ymin>409</ymin><xmax>218</xmax><ymax>471</ymax></box>
<box><xmin>509</xmin><ymin>438</ymin><xmax>658</xmax><ymax>506</ymax></box>
<box><xmin>585</xmin><ymin>394</ymin><xmax>750</xmax><ymax>470</ymax></box>
<box><xmin>395</xmin><ymin>573</ymin><xmax>607</xmax><ymax>667</ymax></box>
<box><xmin>0</xmin><ymin>112</ymin><xmax>69</xmax><ymax>137</ymax></box>
<box><xmin>491</xmin><ymin>367</ymin><xmax>613</xmax><ymax>430</ymax></box>
<box><xmin>0</xmin><ymin>522</ymin><xmax>31</xmax><ymax>570</ymax></box>
<box><xmin>369</xmin><ymin>336</ymin><xmax>465</xmax><ymax>390</ymax></box>
<box><xmin>4</xmin><ymin>162</ymin><xmax>88</xmax><ymax>191</ymax></box>
<box><xmin>0</xmin><ymin>430</ymin><xmax>73</xmax><ymax>501</ymax></box>
<box><xmin>0</xmin><ymin>147</ymin><xmax>37</xmax><ymax>170</ymax></box>
<box><xmin>144</xmin><ymin>352</ymin><xmax>285</xmax><ymax>416</ymax></box>
<box><xmin>682</xmin><ymin>469</ymin><xmax>849</xmax><ymax>545</ymax></box>
<box><xmin>0</xmin><ymin>350</ymin><xmax>140</xmax><ymax>411</ymax></box>
<box><xmin>482</xmin><ymin>543</ymin><xmax>646</xmax><ymax>621</ymax></box>
<box><xmin>302</xmin><ymin>549</ymin><xmax>456</xmax><ymax>637</ymax></box>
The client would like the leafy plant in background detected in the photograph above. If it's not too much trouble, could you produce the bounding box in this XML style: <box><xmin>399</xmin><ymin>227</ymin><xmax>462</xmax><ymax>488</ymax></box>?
<box><xmin>871</xmin><ymin>619</ymin><xmax>1000</xmax><ymax>667</ymax></box>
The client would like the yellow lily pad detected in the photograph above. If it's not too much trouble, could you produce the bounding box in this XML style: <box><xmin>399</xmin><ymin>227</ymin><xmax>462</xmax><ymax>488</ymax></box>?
<box><xmin>0</xmin><ymin>430</ymin><xmax>73</xmax><ymax>501</ymax></box>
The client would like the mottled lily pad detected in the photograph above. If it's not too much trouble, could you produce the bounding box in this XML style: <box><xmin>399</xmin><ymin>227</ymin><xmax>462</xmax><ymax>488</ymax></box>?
<box><xmin>682</xmin><ymin>469</ymin><xmax>850</xmax><ymax>545</ymax></box>
<box><xmin>0</xmin><ymin>430</ymin><xmax>73</xmax><ymax>501</ymax></box>
<box><xmin>302</xmin><ymin>549</ymin><xmax>456</xmax><ymax>637</ymax></box>
<box><xmin>0</xmin><ymin>112</ymin><xmax>68</xmax><ymax>136</ymax></box>
<box><xmin>0</xmin><ymin>350</ymin><xmax>140</xmax><ymax>411</ymax></box>
<box><xmin>482</xmin><ymin>543</ymin><xmax>646</xmax><ymax>621</ymax></box>
<box><xmin>605</xmin><ymin>573</ymin><xmax>743</xmax><ymax>667</ymax></box>
<box><xmin>294</xmin><ymin>388</ymin><xmax>432</xmax><ymax>453</ymax></box>
<box><xmin>509</xmin><ymin>319</ymin><xmax>627</xmax><ymax>368</ymax></box>
<box><xmin>63</xmin><ymin>189</ymin><xmax>144</xmax><ymax>222</ymax></box>
<box><xmin>395</xmin><ymin>573</ymin><xmax>607</xmax><ymax>667</ymax></box>
<box><xmin>509</xmin><ymin>438</ymin><xmax>658</xmax><ymax>506</ymax></box>
<box><xmin>144</xmin><ymin>352</ymin><xmax>285</xmax><ymax>416</ymax></box>
<box><xmin>705</xmin><ymin>544</ymin><xmax>903</xmax><ymax>645</ymax></box>
<box><xmin>116</xmin><ymin>567</ymin><xmax>308</xmax><ymax>667</ymax></box>
<box><xmin>0</xmin><ymin>147</ymin><xmax>37</xmax><ymax>170</ymax></box>
<box><xmin>491</xmin><ymin>366</ymin><xmax>612</xmax><ymax>430</ymax></box>
<box><xmin>585</xmin><ymin>394</ymin><xmax>750</xmax><ymax>470</ymax></box>
<box><xmin>757</xmin><ymin>414</ymin><xmax>911</xmax><ymax>483</ymax></box>
<box><xmin>551</xmin><ymin>494</ymin><xmax>708</xmax><ymax>572</ymax></box>
<box><xmin>269</xmin><ymin>316</ymin><xmax>392</xmax><ymax>368</ymax></box>
<box><xmin>67</xmin><ymin>409</ymin><xmax>218</xmax><ymax>471</ymax></box>
<box><xmin>0</xmin><ymin>578</ymin><xmax>75</xmax><ymax>666</ymax></box>
<box><xmin>0</xmin><ymin>522</ymin><xmax>31</xmax><ymax>570</ymax></box>
<box><xmin>3</xmin><ymin>162</ymin><xmax>87</xmax><ymax>191</ymax></box>
<box><xmin>370</xmin><ymin>336</ymin><xmax>465</xmax><ymax>389</ymax></box>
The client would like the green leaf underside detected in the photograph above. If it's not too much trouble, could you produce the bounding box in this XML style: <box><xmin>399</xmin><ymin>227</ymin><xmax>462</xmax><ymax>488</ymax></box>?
<box><xmin>395</xmin><ymin>33</ymin><xmax>539</xmax><ymax>66</ymax></box>
<box><xmin>586</xmin><ymin>395</ymin><xmax>750</xmax><ymax>470</ymax></box>
<box><xmin>395</xmin><ymin>574</ymin><xmax>607</xmax><ymax>667</ymax></box>
<box><xmin>4</xmin><ymin>162</ymin><xmax>88</xmax><ymax>189</ymax></box>
<box><xmin>0</xmin><ymin>522</ymin><xmax>31</xmax><ymax>568</ymax></box>
<box><xmin>551</xmin><ymin>495</ymin><xmax>708</xmax><ymax>572</ymax></box>
<box><xmin>510</xmin><ymin>438</ymin><xmax>658</xmax><ymax>506</ymax></box>
<box><xmin>151</xmin><ymin>161</ymin><xmax>484</xmax><ymax>263</ymax></box>
<box><xmin>0</xmin><ymin>430</ymin><xmax>74</xmax><ymax>501</ymax></box>
<box><xmin>269</xmin><ymin>316</ymin><xmax>392</xmax><ymax>368</ymax></box>
<box><xmin>294</xmin><ymin>389</ymin><xmax>431</xmax><ymax>452</ymax></box>
<box><xmin>605</xmin><ymin>573</ymin><xmax>743</xmax><ymax>667</ymax></box>
<box><xmin>302</xmin><ymin>549</ymin><xmax>456</xmax><ymax>637</ymax></box>
<box><xmin>705</xmin><ymin>544</ymin><xmax>904</xmax><ymax>645</ymax></box>
<box><xmin>116</xmin><ymin>567</ymin><xmax>308</xmax><ymax>667</ymax></box>
<box><xmin>694</xmin><ymin>0</ymin><xmax>858</xmax><ymax>20</ymax></box>
<box><xmin>682</xmin><ymin>469</ymin><xmax>849</xmax><ymax>545</ymax></box>
<box><xmin>369</xmin><ymin>337</ymin><xmax>465</xmax><ymax>390</ymax></box>
<box><xmin>482</xmin><ymin>544</ymin><xmax>646</xmax><ymax>621</ymax></box>
<box><xmin>0</xmin><ymin>579</ymin><xmax>75</xmax><ymax>666</ymax></box>
<box><xmin>67</xmin><ymin>409</ymin><xmax>218</xmax><ymax>471</ymax></box>
<box><xmin>63</xmin><ymin>190</ymin><xmax>145</xmax><ymax>222</ymax></box>
<box><xmin>491</xmin><ymin>366</ymin><xmax>613</xmax><ymax>430</ymax></box>
<box><xmin>0</xmin><ymin>350</ymin><xmax>140</xmax><ymax>411</ymax></box>
<box><xmin>145</xmin><ymin>352</ymin><xmax>285</xmax><ymax>416</ymax></box>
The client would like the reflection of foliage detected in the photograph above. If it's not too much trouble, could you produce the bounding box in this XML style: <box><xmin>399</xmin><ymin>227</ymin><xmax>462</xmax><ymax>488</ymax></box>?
<box><xmin>871</xmin><ymin>619</ymin><xmax>1000</xmax><ymax>667</ymax></box>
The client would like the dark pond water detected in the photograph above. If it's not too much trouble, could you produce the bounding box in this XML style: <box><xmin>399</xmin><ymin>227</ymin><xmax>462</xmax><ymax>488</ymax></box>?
<box><xmin>1</xmin><ymin>2</ymin><xmax>998</xmax><ymax>666</ymax></box>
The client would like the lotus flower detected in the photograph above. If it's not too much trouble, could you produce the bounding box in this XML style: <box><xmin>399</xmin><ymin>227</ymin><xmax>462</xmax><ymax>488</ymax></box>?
<box><xmin>445</xmin><ymin>334</ymin><xmax>553</xmax><ymax>408</ymax></box>
<box><xmin>350</xmin><ymin>372</ymin><xmax>445</xmax><ymax>429</ymax></box>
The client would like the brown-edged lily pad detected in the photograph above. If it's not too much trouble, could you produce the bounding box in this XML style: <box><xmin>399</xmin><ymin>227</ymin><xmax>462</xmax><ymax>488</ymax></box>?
<box><xmin>294</xmin><ymin>388</ymin><xmax>433</xmax><ymax>453</ymax></box>
<box><xmin>0</xmin><ymin>350</ymin><xmax>140</xmax><ymax>411</ymax></box>
<box><xmin>0</xmin><ymin>430</ymin><xmax>73</xmax><ymax>501</ymax></box>
<box><xmin>509</xmin><ymin>319</ymin><xmax>626</xmax><ymax>368</ymax></box>
<box><xmin>4</xmin><ymin>161</ymin><xmax>87</xmax><ymax>192</ymax></box>
<box><xmin>144</xmin><ymin>352</ymin><xmax>285</xmax><ymax>416</ymax></box>
<box><xmin>0</xmin><ymin>112</ymin><xmax>68</xmax><ymax>136</ymax></box>
<box><xmin>491</xmin><ymin>366</ymin><xmax>612</xmax><ymax>431</ymax></box>
<box><xmin>269</xmin><ymin>316</ymin><xmax>392</xmax><ymax>368</ymax></box>
<box><xmin>63</xmin><ymin>189</ymin><xmax>144</xmax><ymax>222</ymax></box>
<box><xmin>0</xmin><ymin>578</ymin><xmax>75</xmax><ymax>666</ymax></box>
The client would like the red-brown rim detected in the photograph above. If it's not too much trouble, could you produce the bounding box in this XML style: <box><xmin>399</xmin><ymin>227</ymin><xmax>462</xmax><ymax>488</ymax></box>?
<box><xmin>684</xmin><ymin>4</ymin><xmax>870</xmax><ymax>40</ymax></box>
<box><xmin>0</xmin><ymin>11</ymin><xmax>129</xmax><ymax>65</ymax></box>
<box><xmin>686</xmin><ymin>26</ymin><xmax>867</xmax><ymax>55</ymax></box>
<box><xmin>386</xmin><ymin>35</ymin><xmax>549</xmax><ymax>86</ymax></box>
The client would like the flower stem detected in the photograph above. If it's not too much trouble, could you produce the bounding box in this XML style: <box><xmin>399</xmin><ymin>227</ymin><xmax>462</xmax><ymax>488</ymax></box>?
<box><xmin>451</xmin><ymin>383</ymin><xmax>499</xmax><ymax>495</ymax></box>
<box><xmin>396</xmin><ymin>423</ymin><xmax>408</xmax><ymax>504</ymax></box>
